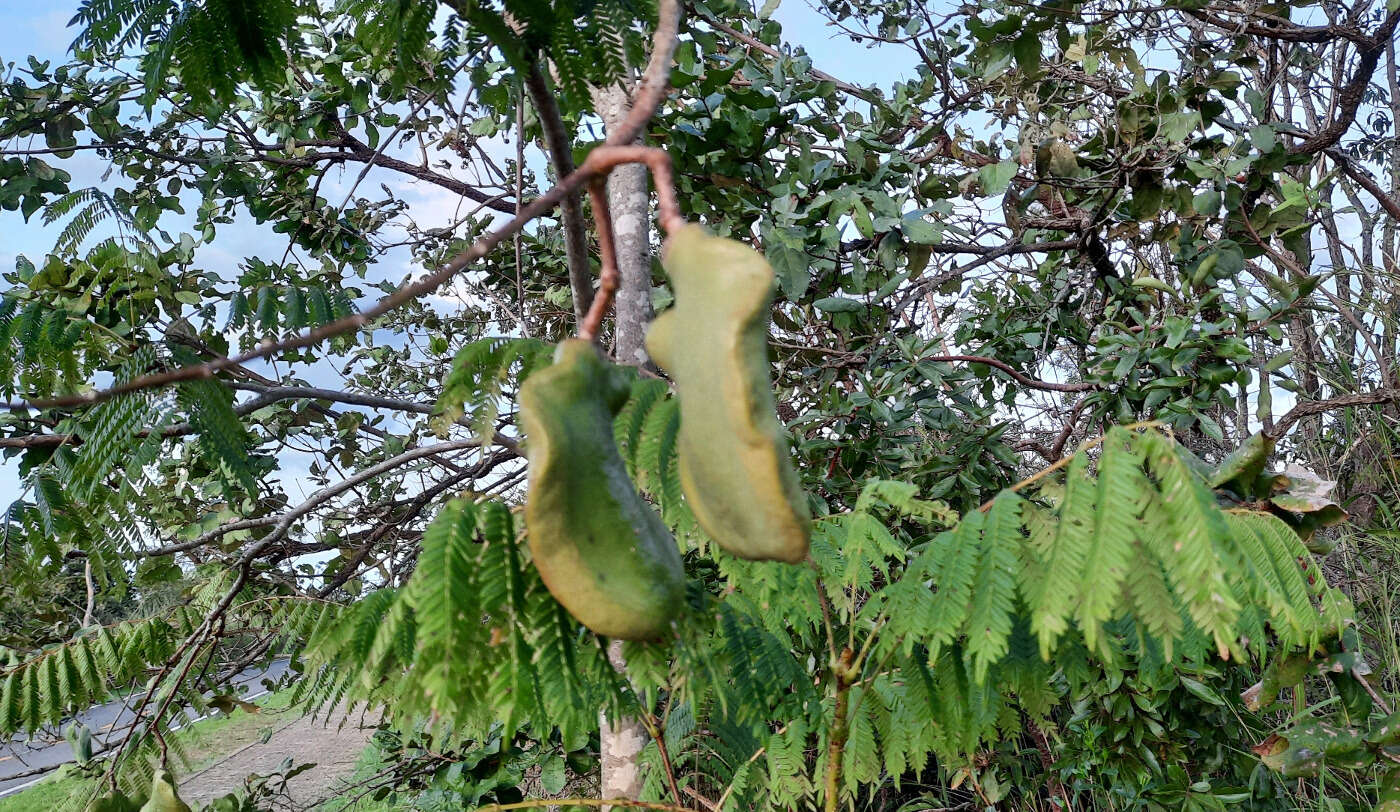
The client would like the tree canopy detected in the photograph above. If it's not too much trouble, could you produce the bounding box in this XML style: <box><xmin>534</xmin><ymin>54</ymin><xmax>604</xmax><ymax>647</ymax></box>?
<box><xmin>1</xmin><ymin>0</ymin><xmax>1399</xmax><ymax>809</ymax></box>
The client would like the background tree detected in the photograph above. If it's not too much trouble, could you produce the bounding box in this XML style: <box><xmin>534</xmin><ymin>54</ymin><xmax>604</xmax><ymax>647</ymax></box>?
<box><xmin>1</xmin><ymin>0</ymin><xmax>1399</xmax><ymax>809</ymax></box>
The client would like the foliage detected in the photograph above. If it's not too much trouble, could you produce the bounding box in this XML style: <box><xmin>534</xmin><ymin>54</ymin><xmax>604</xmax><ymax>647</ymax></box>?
<box><xmin>287</xmin><ymin>411</ymin><xmax>1355</xmax><ymax>809</ymax></box>
<box><xmin>1</xmin><ymin>0</ymin><xmax>1398</xmax><ymax>808</ymax></box>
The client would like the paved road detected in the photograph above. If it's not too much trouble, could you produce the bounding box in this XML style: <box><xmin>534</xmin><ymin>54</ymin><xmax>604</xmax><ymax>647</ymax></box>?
<box><xmin>0</xmin><ymin>658</ymin><xmax>291</xmax><ymax>797</ymax></box>
<box><xmin>181</xmin><ymin>707</ymin><xmax>378</xmax><ymax>808</ymax></box>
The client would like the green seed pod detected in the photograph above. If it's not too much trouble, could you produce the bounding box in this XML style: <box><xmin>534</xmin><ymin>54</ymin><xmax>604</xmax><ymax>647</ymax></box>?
<box><xmin>646</xmin><ymin>224</ymin><xmax>811</xmax><ymax>563</ymax></box>
<box><xmin>139</xmin><ymin>769</ymin><xmax>192</xmax><ymax>812</ymax></box>
<box><xmin>520</xmin><ymin>339</ymin><xmax>686</xmax><ymax>639</ymax></box>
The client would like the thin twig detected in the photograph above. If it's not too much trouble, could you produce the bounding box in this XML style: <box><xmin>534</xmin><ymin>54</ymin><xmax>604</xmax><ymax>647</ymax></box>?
<box><xmin>808</xmin><ymin>559</ymin><xmax>841</xmax><ymax>666</ymax></box>
<box><xmin>919</xmin><ymin>355</ymin><xmax>1094</xmax><ymax>392</ymax></box>
<box><xmin>977</xmin><ymin>420</ymin><xmax>1163</xmax><ymax>511</ymax></box>
<box><xmin>712</xmin><ymin>722</ymin><xmax>790</xmax><ymax>810</ymax></box>
<box><xmin>700</xmin><ymin>16</ymin><xmax>882</xmax><ymax>103</ymax></box>
<box><xmin>681</xmin><ymin>786</ymin><xmax>717</xmax><ymax>810</ymax></box>
<box><xmin>333</xmin><ymin>92</ymin><xmax>435</xmax><ymax>215</ymax></box>
<box><xmin>580</xmin><ymin>179</ymin><xmax>621</xmax><ymax>342</ymax></box>
<box><xmin>1353</xmin><ymin>670</ymin><xmax>1394</xmax><ymax>715</ymax></box>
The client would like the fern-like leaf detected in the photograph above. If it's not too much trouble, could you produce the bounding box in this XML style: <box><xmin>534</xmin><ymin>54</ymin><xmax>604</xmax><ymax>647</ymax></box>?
<box><xmin>1140</xmin><ymin>433</ymin><xmax>1242</xmax><ymax>659</ymax></box>
<box><xmin>925</xmin><ymin>510</ymin><xmax>984</xmax><ymax>654</ymax></box>
<box><xmin>964</xmin><ymin>493</ymin><xmax>1020</xmax><ymax>680</ymax></box>
<box><xmin>1028</xmin><ymin>452</ymin><xmax>1095</xmax><ymax>656</ymax></box>
<box><xmin>1075</xmin><ymin>428</ymin><xmax>1145</xmax><ymax>656</ymax></box>
<box><xmin>405</xmin><ymin>498</ymin><xmax>481</xmax><ymax>720</ymax></box>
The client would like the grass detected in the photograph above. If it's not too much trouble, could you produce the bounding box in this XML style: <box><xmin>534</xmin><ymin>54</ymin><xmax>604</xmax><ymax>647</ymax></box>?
<box><xmin>0</xmin><ymin>691</ymin><xmax>297</xmax><ymax>811</ymax></box>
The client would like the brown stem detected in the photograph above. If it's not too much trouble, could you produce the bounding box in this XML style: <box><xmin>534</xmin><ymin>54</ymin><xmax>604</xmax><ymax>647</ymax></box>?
<box><xmin>640</xmin><ymin>712</ymin><xmax>685</xmax><ymax>808</ymax></box>
<box><xmin>523</xmin><ymin>61</ymin><xmax>594</xmax><ymax>322</ymax></box>
<box><xmin>823</xmin><ymin>647</ymin><xmax>856</xmax><ymax>812</ymax></box>
<box><xmin>617</xmin><ymin>0</ymin><xmax>683</xmax><ymax>152</ymax></box>
<box><xmin>103</xmin><ymin>630</ymin><xmax>213</xmax><ymax>787</ymax></box>
<box><xmin>575</xmin><ymin>146</ymin><xmax>684</xmax><ymax>342</ymax></box>
<box><xmin>1027</xmin><ymin>718</ymin><xmax>1069</xmax><ymax>810</ymax></box>
<box><xmin>580</xmin><ymin>179</ymin><xmax>621</xmax><ymax>343</ymax></box>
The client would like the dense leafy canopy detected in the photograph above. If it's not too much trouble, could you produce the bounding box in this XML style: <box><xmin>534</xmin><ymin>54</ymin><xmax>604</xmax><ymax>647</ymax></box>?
<box><xmin>2</xmin><ymin>0</ymin><xmax>1399</xmax><ymax>809</ymax></box>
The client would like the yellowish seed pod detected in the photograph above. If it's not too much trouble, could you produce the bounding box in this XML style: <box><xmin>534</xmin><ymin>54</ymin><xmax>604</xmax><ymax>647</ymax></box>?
<box><xmin>646</xmin><ymin>225</ymin><xmax>811</xmax><ymax>563</ymax></box>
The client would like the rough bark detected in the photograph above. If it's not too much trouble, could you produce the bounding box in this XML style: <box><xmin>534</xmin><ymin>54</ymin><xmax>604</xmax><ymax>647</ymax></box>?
<box><xmin>599</xmin><ymin>640</ymin><xmax>648</xmax><ymax>811</ymax></box>
<box><xmin>592</xmin><ymin>82</ymin><xmax>656</xmax><ymax>365</ymax></box>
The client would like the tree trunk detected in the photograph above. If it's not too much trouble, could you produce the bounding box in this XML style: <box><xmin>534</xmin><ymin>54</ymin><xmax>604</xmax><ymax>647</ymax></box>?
<box><xmin>592</xmin><ymin>82</ymin><xmax>656</xmax><ymax>365</ymax></box>
<box><xmin>589</xmin><ymin>78</ymin><xmax>658</xmax><ymax>810</ymax></box>
<box><xmin>82</xmin><ymin>559</ymin><xmax>95</xmax><ymax>628</ymax></box>
<box><xmin>599</xmin><ymin>640</ymin><xmax>649</xmax><ymax>810</ymax></box>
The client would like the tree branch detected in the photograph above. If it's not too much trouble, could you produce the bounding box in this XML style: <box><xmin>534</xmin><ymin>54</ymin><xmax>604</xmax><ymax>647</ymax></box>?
<box><xmin>0</xmin><ymin>383</ymin><xmax>520</xmax><ymax>452</ymax></box>
<box><xmin>921</xmin><ymin>355</ymin><xmax>1095</xmax><ymax>392</ymax></box>
<box><xmin>523</xmin><ymin>61</ymin><xmax>595</xmax><ymax>322</ymax></box>
<box><xmin>617</xmin><ymin>0</ymin><xmax>683</xmax><ymax>149</ymax></box>
<box><xmin>3</xmin><ymin>137</ymin><xmax>518</xmax><ymax>213</ymax></box>
<box><xmin>1</xmin><ymin>154</ymin><xmax>672</xmax><ymax>412</ymax></box>
<box><xmin>336</xmin><ymin>129</ymin><xmax>518</xmax><ymax>215</ymax></box>
<box><xmin>1326</xmin><ymin>147</ymin><xmax>1400</xmax><ymax>220</ymax></box>
<box><xmin>2</xmin><ymin>0</ymin><xmax>682</xmax><ymax>415</ymax></box>
<box><xmin>184</xmin><ymin>439</ymin><xmax>486</xmax><ymax>560</ymax></box>
<box><xmin>1288</xmin><ymin>9</ymin><xmax>1400</xmax><ymax>156</ymax></box>
<box><xmin>1264</xmin><ymin>388</ymin><xmax>1400</xmax><ymax>439</ymax></box>
<box><xmin>1184</xmin><ymin>7</ymin><xmax>1374</xmax><ymax>46</ymax></box>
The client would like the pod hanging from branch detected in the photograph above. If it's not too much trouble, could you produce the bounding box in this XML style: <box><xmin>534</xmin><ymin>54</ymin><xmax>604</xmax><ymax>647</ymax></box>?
<box><xmin>646</xmin><ymin>224</ymin><xmax>811</xmax><ymax>563</ymax></box>
<box><xmin>520</xmin><ymin>339</ymin><xmax>686</xmax><ymax>639</ymax></box>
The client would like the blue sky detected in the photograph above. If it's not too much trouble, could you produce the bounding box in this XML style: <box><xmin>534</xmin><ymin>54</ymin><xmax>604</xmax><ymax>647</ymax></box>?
<box><xmin>0</xmin><ymin>3</ymin><xmax>921</xmax><ymax>506</ymax></box>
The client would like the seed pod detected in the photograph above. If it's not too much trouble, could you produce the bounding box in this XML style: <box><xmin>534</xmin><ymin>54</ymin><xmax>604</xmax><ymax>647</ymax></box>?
<box><xmin>138</xmin><ymin>769</ymin><xmax>192</xmax><ymax>812</ymax></box>
<box><xmin>520</xmin><ymin>339</ymin><xmax>686</xmax><ymax>639</ymax></box>
<box><xmin>86</xmin><ymin>790</ymin><xmax>141</xmax><ymax>812</ymax></box>
<box><xmin>646</xmin><ymin>224</ymin><xmax>811</xmax><ymax>563</ymax></box>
